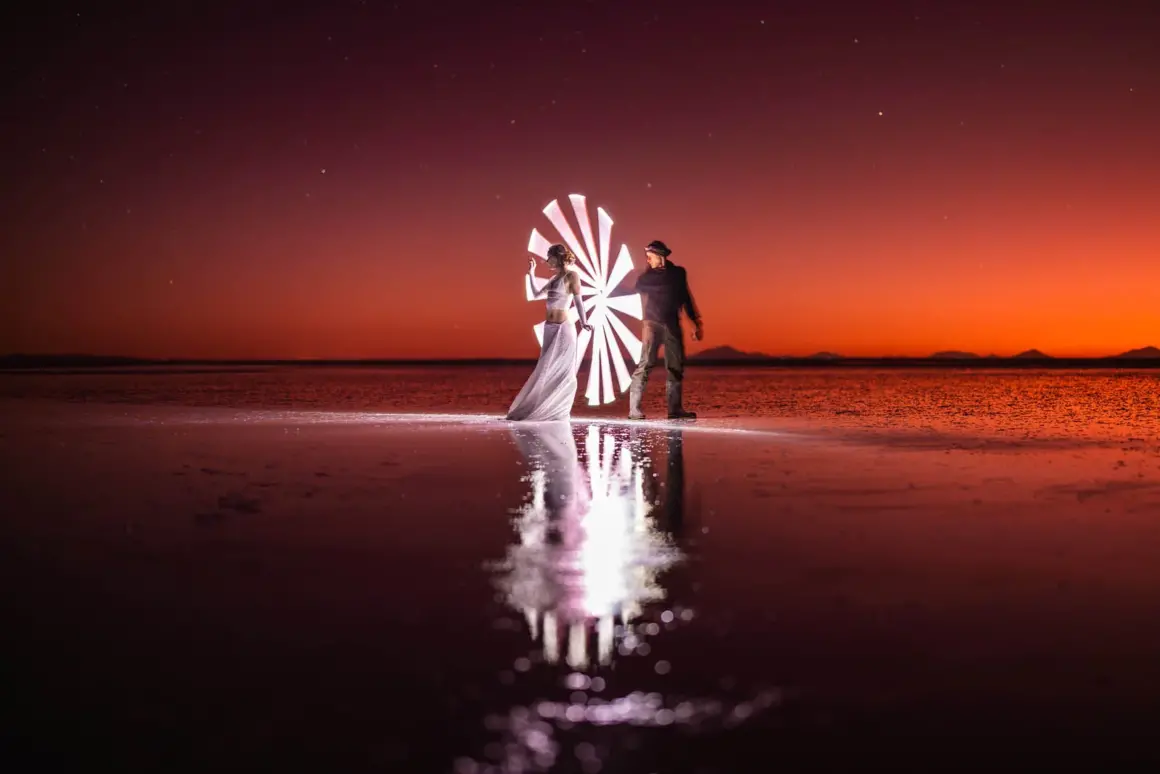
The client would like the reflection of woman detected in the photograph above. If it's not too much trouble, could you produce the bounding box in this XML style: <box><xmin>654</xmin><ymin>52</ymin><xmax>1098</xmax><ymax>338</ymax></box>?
<box><xmin>506</xmin><ymin>244</ymin><xmax>593</xmax><ymax>422</ymax></box>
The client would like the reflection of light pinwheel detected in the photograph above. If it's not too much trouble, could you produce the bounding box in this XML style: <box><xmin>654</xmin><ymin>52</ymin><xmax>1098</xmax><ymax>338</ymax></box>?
<box><xmin>499</xmin><ymin>422</ymin><xmax>681</xmax><ymax>670</ymax></box>
<box><xmin>525</xmin><ymin>195</ymin><xmax>643</xmax><ymax>406</ymax></box>
<box><xmin>463</xmin><ymin>426</ymin><xmax>780</xmax><ymax>774</ymax></box>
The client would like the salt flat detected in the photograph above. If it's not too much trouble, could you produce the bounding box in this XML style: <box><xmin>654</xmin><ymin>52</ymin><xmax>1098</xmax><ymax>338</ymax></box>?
<box><xmin>3</xmin><ymin>399</ymin><xmax>1160</xmax><ymax>771</ymax></box>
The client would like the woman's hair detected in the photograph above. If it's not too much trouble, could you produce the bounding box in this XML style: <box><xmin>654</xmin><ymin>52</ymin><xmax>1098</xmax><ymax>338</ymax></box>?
<box><xmin>545</xmin><ymin>244</ymin><xmax>575</xmax><ymax>269</ymax></box>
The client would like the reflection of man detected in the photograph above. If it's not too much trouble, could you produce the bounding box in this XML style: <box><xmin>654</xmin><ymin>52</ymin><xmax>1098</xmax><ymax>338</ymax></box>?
<box><xmin>641</xmin><ymin>429</ymin><xmax>687</xmax><ymax>537</ymax></box>
<box><xmin>628</xmin><ymin>240</ymin><xmax>703</xmax><ymax>421</ymax></box>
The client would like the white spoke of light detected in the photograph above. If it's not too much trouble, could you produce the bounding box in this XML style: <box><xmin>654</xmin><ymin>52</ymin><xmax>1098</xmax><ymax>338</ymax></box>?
<box><xmin>604</xmin><ymin>317</ymin><xmax>635</xmax><ymax>391</ymax></box>
<box><xmin>598</xmin><ymin>616</ymin><xmax>614</xmax><ymax>665</ymax></box>
<box><xmin>584</xmin><ymin>308</ymin><xmax>608</xmax><ymax>406</ymax></box>
<box><xmin>543</xmin><ymin>199</ymin><xmax>599</xmax><ymax>282</ymax></box>
<box><xmin>570</xmin><ymin>195</ymin><xmax>602</xmax><ymax>284</ymax></box>
<box><xmin>585</xmin><ymin>425</ymin><xmax>599</xmax><ymax>485</ymax></box>
<box><xmin>568</xmin><ymin>622</ymin><xmax>587</xmax><ymax>670</ymax></box>
<box><xmin>605</xmin><ymin>293</ymin><xmax>642</xmax><ymax>320</ymax></box>
<box><xmin>597</xmin><ymin>322</ymin><xmax>615</xmax><ymax>405</ymax></box>
<box><xmin>587</xmin><ymin>425</ymin><xmax>601</xmax><ymax>497</ymax></box>
<box><xmin>607</xmin><ymin>434</ymin><xmax>621</xmax><ymax>499</ymax></box>
<box><xmin>575</xmin><ymin>326</ymin><xmax>592</xmax><ymax>372</ymax></box>
<box><xmin>604</xmin><ymin>305</ymin><xmax>644</xmax><ymax>366</ymax></box>
<box><xmin>588</xmin><ymin>321</ymin><xmax>610</xmax><ymax>407</ymax></box>
<box><xmin>584</xmin><ymin>328</ymin><xmax>603</xmax><ymax>405</ymax></box>
<box><xmin>618</xmin><ymin>445</ymin><xmax>633</xmax><ymax>479</ymax></box>
<box><xmin>607</xmin><ymin>244</ymin><xmax>635</xmax><ymax>296</ymax></box>
<box><xmin>532</xmin><ymin>469</ymin><xmax>545</xmax><ymax>511</ymax></box>
<box><xmin>544</xmin><ymin>612</ymin><xmax>558</xmax><ymax>664</ymax></box>
<box><xmin>534</xmin><ymin>321</ymin><xmax>546</xmax><ymax>347</ymax></box>
<box><xmin>597</xmin><ymin>208</ymin><xmax>613</xmax><ymax>285</ymax></box>
<box><xmin>595</xmin><ymin>432</ymin><xmax>610</xmax><ymax>500</ymax></box>
<box><xmin>527</xmin><ymin>228</ymin><xmax>551</xmax><ymax>258</ymax></box>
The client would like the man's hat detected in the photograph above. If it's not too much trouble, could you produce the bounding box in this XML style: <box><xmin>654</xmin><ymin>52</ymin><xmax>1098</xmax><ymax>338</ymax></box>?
<box><xmin>644</xmin><ymin>240</ymin><xmax>671</xmax><ymax>257</ymax></box>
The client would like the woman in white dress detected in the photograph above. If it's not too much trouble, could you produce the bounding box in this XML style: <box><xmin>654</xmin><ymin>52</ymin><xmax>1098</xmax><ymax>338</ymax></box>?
<box><xmin>506</xmin><ymin>244</ymin><xmax>593</xmax><ymax>422</ymax></box>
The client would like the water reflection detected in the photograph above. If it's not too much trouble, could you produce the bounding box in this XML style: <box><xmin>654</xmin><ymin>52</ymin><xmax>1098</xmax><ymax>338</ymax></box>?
<box><xmin>498</xmin><ymin>422</ymin><xmax>685</xmax><ymax>671</ymax></box>
<box><xmin>458</xmin><ymin>423</ymin><xmax>777</xmax><ymax>773</ymax></box>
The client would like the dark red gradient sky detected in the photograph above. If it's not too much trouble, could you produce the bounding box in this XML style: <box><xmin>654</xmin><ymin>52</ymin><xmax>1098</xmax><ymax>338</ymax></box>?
<box><xmin>4</xmin><ymin>0</ymin><xmax>1159</xmax><ymax>359</ymax></box>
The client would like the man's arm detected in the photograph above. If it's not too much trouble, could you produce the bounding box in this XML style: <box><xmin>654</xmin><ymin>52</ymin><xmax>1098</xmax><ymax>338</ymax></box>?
<box><xmin>680</xmin><ymin>268</ymin><xmax>701</xmax><ymax>324</ymax></box>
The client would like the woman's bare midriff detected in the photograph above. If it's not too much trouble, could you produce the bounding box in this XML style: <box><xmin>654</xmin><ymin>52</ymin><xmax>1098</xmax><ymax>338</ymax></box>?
<box><xmin>545</xmin><ymin>310</ymin><xmax>569</xmax><ymax>324</ymax></box>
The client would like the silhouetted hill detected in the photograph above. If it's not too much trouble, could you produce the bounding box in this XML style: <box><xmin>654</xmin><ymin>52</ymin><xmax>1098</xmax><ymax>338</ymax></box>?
<box><xmin>690</xmin><ymin>345</ymin><xmax>769</xmax><ymax>361</ymax></box>
<box><xmin>807</xmin><ymin>351</ymin><xmax>844</xmax><ymax>360</ymax></box>
<box><xmin>1114</xmin><ymin>346</ymin><xmax>1160</xmax><ymax>359</ymax></box>
<box><xmin>930</xmin><ymin>351</ymin><xmax>980</xmax><ymax>359</ymax></box>
<box><xmin>1013</xmin><ymin>349</ymin><xmax>1053</xmax><ymax>359</ymax></box>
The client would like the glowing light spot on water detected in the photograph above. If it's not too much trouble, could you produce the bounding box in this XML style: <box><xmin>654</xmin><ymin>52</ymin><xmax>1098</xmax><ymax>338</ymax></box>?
<box><xmin>565</xmin><ymin>672</ymin><xmax>590</xmax><ymax>690</ymax></box>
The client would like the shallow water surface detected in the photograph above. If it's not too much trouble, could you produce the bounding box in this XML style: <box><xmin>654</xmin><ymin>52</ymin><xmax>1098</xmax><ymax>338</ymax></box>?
<box><xmin>4</xmin><ymin>398</ymin><xmax>1160</xmax><ymax>770</ymax></box>
<box><xmin>3</xmin><ymin>364</ymin><xmax>1159</xmax><ymax>442</ymax></box>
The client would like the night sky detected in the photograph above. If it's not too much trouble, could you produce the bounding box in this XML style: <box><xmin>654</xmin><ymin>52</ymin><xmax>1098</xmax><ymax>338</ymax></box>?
<box><xmin>5</xmin><ymin>1</ymin><xmax>1158</xmax><ymax>359</ymax></box>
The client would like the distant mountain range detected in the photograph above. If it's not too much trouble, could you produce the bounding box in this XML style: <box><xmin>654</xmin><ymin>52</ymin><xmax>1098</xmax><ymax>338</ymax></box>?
<box><xmin>1115</xmin><ymin>346</ymin><xmax>1160</xmax><ymax>359</ymax></box>
<box><xmin>688</xmin><ymin>345</ymin><xmax>1160</xmax><ymax>362</ymax></box>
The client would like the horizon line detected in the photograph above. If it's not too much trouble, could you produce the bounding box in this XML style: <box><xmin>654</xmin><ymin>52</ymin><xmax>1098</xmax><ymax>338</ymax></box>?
<box><xmin>3</xmin><ymin>349</ymin><xmax>1160</xmax><ymax>366</ymax></box>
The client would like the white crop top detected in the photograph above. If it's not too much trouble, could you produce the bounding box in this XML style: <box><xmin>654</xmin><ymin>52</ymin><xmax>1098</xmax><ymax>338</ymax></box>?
<box><xmin>545</xmin><ymin>274</ymin><xmax>571</xmax><ymax>312</ymax></box>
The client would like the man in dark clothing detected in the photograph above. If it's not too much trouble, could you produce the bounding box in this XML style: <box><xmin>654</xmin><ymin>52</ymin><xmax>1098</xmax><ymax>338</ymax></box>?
<box><xmin>628</xmin><ymin>240</ymin><xmax>703</xmax><ymax>420</ymax></box>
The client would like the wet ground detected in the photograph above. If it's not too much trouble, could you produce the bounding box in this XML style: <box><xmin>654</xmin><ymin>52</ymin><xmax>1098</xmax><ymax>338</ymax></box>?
<box><xmin>4</xmin><ymin>400</ymin><xmax>1160</xmax><ymax>771</ymax></box>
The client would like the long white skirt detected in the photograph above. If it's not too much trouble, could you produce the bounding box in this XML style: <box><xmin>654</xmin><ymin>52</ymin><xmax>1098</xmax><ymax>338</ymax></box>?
<box><xmin>507</xmin><ymin>321</ymin><xmax>579</xmax><ymax>422</ymax></box>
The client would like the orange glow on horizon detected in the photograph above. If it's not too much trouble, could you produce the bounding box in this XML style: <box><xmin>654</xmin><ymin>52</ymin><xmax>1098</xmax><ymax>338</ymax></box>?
<box><xmin>6</xmin><ymin>4</ymin><xmax>1158</xmax><ymax>361</ymax></box>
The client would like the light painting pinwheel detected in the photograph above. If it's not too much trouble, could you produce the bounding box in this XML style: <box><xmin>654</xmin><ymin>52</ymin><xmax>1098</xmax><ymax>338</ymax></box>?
<box><xmin>525</xmin><ymin>195</ymin><xmax>643</xmax><ymax>406</ymax></box>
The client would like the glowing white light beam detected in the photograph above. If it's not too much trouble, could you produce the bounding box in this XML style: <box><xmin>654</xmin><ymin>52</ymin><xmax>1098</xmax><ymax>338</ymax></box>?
<box><xmin>526</xmin><ymin>195</ymin><xmax>643</xmax><ymax>406</ymax></box>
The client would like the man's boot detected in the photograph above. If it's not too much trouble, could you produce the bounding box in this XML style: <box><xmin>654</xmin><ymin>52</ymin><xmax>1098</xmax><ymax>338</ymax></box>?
<box><xmin>628</xmin><ymin>379</ymin><xmax>646</xmax><ymax>420</ymax></box>
<box><xmin>667</xmin><ymin>380</ymin><xmax>696</xmax><ymax>420</ymax></box>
